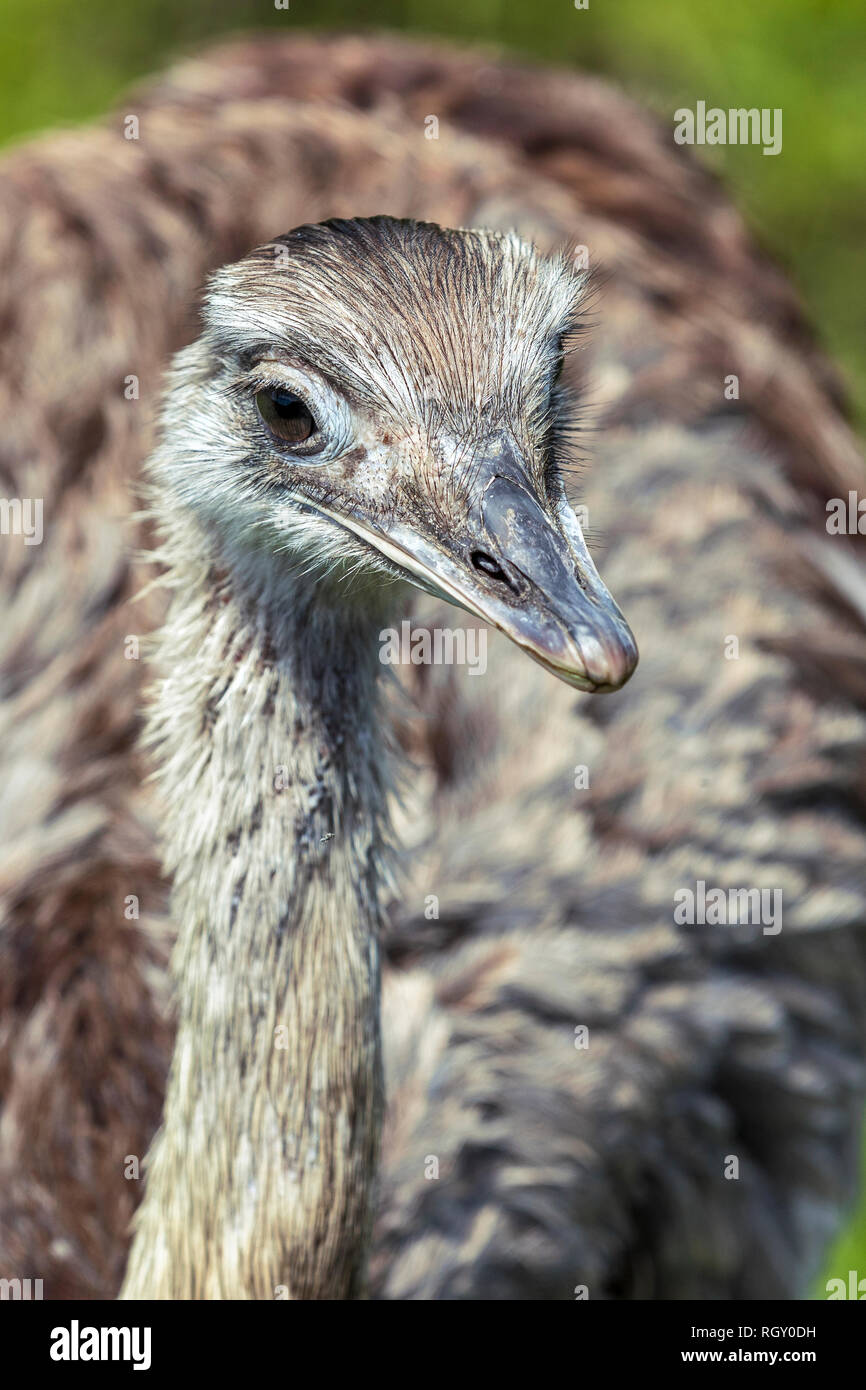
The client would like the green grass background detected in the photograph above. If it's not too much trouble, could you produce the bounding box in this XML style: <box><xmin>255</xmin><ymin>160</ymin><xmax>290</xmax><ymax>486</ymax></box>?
<box><xmin>1</xmin><ymin>0</ymin><xmax>863</xmax><ymax>1295</ymax></box>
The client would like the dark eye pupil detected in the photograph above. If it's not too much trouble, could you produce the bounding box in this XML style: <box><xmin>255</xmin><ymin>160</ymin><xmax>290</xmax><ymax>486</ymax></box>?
<box><xmin>273</xmin><ymin>392</ymin><xmax>306</xmax><ymax>423</ymax></box>
<box><xmin>256</xmin><ymin>389</ymin><xmax>317</xmax><ymax>445</ymax></box>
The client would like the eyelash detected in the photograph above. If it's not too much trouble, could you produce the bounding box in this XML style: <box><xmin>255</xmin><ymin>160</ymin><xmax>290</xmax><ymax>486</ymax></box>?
<box><xmin>227</xmin><ymin>369</ymin><xmax>302</xmax><ymax>403</ymax></box>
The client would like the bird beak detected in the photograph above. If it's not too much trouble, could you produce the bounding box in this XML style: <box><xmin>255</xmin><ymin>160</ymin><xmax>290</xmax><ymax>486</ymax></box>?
<box><xmin>315</xmin><ymin>439</ymin><xmax>638</xmax><ymax>693</ymax></box>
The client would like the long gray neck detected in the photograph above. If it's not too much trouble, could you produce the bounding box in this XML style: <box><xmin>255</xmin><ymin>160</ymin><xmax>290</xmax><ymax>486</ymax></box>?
<box><xmin>121</xmin><ymin>522</ymin><xmax>393</xmax><ymax>1299</ymax></box>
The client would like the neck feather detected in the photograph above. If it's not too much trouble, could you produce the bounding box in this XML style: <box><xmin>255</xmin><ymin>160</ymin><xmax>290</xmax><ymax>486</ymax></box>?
<box><xmin>121</xmin><ymin>516</ymin><xmax>394</xmax><ymax>1299</ymax></box>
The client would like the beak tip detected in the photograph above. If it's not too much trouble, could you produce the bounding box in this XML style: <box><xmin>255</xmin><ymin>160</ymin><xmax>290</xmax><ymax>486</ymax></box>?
<box><xmin>573</xmin><ymin>624</ymin><xmax>638</xmax><ymax>693</ymax></box>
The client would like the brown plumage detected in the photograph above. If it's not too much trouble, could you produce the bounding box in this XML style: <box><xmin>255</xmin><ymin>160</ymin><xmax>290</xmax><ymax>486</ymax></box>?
<box><xmin>0</xmin><ymin>33</ymin><xmax>864</xmax><ymax>1300</ymax></box>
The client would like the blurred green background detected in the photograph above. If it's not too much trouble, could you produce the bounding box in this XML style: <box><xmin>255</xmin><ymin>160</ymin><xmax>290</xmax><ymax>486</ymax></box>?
<box><xmin>1</xmin><ymin>0</ymin><xmax>863</xmax><ymax>1296</ymax></box>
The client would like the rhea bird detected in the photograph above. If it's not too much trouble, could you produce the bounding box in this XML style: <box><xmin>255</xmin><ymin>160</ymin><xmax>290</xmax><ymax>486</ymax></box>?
<box><xmin>120</xmin><ymin>217</ymin><xmax>637</xmax><ymax>1299</ymax></box>
<box><xmin>1</xmin><ymin>32</ymin><xmax>866</xmax><ymax>1303</ymax></box>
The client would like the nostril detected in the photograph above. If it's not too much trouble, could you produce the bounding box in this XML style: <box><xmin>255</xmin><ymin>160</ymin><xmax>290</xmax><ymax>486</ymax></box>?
<box><xmin>470</xmin><ymin>549</ymin><xmax>519</xmax><ymax>593</ymax></box>
<box><xmin>471</xmin><ymin>550</ymin><xmax>505</xmax><ymax>581</ymax></box>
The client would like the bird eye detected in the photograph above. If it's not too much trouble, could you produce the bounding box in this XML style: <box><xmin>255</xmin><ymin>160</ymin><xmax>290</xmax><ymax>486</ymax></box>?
<box><xmin>255</xmin><ymin>388</ymin><xmax>321</xmax><ymax>449</ymax></box>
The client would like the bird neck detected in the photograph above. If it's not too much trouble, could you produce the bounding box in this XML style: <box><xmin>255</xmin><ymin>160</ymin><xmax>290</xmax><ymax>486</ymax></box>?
<box><xmin>121</xmin><ymin>522</ymin><xmax>394</xmax><ymax>1299</ymax></box>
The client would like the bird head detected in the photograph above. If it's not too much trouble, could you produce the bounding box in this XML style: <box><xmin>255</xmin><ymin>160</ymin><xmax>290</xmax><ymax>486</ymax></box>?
<box><xmin>156</xmin><ymin>216</ymin><xmax>637</xmax><ymax>693</ymax></box>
